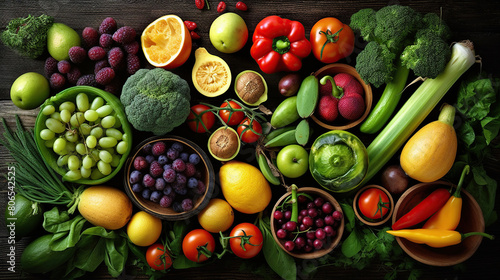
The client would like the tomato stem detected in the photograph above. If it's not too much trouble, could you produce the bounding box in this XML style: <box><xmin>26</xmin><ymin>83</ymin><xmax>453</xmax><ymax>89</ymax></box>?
<box><xmin>319</xmin><ymin>28</ymin><xmax>343</xmax><ymax>59</ymax></box>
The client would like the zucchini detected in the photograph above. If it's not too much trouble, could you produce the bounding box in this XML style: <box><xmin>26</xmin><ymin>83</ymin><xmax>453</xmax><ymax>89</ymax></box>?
<box><xmin>21</xmin><ymin>234</ymin><xmax>76</xmax><ymax>274</ymax></box>
<box><xmin>361</xmin><ymin>41</ymin><xmax>476</xmax><ymax>184</ymax></box>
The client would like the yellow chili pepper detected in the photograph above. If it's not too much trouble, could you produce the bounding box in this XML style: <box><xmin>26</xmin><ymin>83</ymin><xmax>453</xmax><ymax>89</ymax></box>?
<box><xmin>423</xmin><ymin>165</ymin><xmax>470</xmax><ymax>230</ymax></box>
<box><xmin>387</xmin><ymin>229</ymin><xmax>494</xmax><ymax>248</ymax></box>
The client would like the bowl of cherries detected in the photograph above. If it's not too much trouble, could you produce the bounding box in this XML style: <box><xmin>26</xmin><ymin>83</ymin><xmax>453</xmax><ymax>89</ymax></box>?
<box><xmin>270</xmin><ymin>185</ymin><xmax>344</xmax><ymax>259</ymax></box>
<box><xmin>124</xmin><ymin>135</ymin><xmax>215</xmax><ymax>221</ymax></box>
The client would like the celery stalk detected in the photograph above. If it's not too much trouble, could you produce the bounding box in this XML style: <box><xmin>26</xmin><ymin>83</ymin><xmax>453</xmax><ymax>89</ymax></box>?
<box><xmin>362</xmin><ymin>41</ymin><xmax>476</xmax><ymax>184</ymax></box>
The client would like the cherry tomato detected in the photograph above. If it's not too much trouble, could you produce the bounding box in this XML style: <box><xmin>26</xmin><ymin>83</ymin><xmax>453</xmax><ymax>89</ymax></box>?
<box><xmin>219</xmin><ymin>101</ymin><xmax>245</xmax><ymax>126</ymax></box>
<box><xmin>186</xmin><ymin>104</ymin><xmax>215</xmax><ymax>133</ymax></box>
<box><xmin>146</xmin><ymin>243</ymin><xmax>172</xmax><ymax>270</ymax></box>
<box><xmin>358</xmin><ymin>187</ymin><xmax>390</xmax><ymax>220</ymax></box>
<box><xmin>237</xmin><ymin>117</ymin><xmax>262</xmax><ymax>143</ymax></box>
<box><xmin>310</xmin><ymin>17</ymin><xmax>355</xmax><ymax>63</ymax></box>
<box><xmin>182</xmin><ymin>229</ymin><xmax>215</xmax><ymax>263</ymax></box>
<box><xmin>229</xmin><ymin>223</ymin><xmax>263</xmax><ymax>259</ymax></box>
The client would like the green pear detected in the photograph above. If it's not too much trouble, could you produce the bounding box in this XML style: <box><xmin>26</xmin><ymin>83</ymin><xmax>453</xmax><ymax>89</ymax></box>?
<box><xmin>47</xmin><ymin>22</ymin><xmax>81</xmax><ymax>61</ymax></box>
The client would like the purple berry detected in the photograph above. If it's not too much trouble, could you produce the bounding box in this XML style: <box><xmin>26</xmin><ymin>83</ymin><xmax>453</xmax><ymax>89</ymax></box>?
<box><xmin>57</xmin><ymin>60</ymin><xmax>71</xmax><ymax>74</ymax></box>
<box><xmin>332</xmin><ymin>210</ymin><xmax>343</xmax><ymax>221</ymax></box>
<box><xmin>194</xmin><ymin>180</ymin><xmax>206</xmax><ymax>195</ymax></box>
<box><xmin>82</xmin><ymin>27</ymin><xmax>99</xmax><ymax>48</ymax></box>
<box><xmin>112</xmin><ymin>26</ymin><xmax>136</xmax><ymax>44</ymax></box>
<box><xmin>99</xmin><ymin>17</ymin><xmax>117</xmax><ymax>34</ymax></box>
<box><xmin>129</xmin><ymin>170</ymin><xmax>142</xmax><ymax>184</ymax></box>
<box><xmin>284</xmin><ymin>210</ymin><xmax>292</xmax><ymax>221</ymax></box>
<box><xmin>166</xmin><ymin>148</ymin><xmax>179</xmax><ymax>160</ymax></box>
<box><xmin>284</xmin><ymin>241</ymin><xmax>295</xmax><ymax>252</ymax></box>
<box><xmin>126</xmin><ymin>54</ymin><xmax>140</xmax><ymax>75</ymax></box>
<box><xmin>143</xmin><ymin>174</ymin><xmax>155</xmax><ymax>188</ymax></box>
<box><xmin>180</xmin><ymin>152</ymin><xmax>189</xmax><ymax>162</ymax></box>
<box><xmin>155</xmin><ymin>178</ymin><xmax>166</xmax><ymax>191</ymax></box>
<box><xmin>131</xmin><ymin>183</ymin><xmax>143</xmax><ymax>193</ymax></box>
<box><xmin>123</xmin><ymin>41</ymin><xmax>139</xmax><ymax>55</ymax></box>
<box><xmin>158</xmin><ymin>155</ymin><xmax>168</xmax><ymax>165</ymax></box>
<box><xmin>314</xmin><ymin>197</ymin><xmax>324</xmax><ymax>207</ymax></box>
<box><xmin>49</xmin><ymin>73</ymin><xmax>66</xmax><ymax>90</ymax></box>
<box><xmin>68</xmin><ymin>46</ymin><xmax>87</xmax><ymax>64</ymax></box>
<box><xmin>152</xmin><ymin>141</ymin><xmax>167</xmax><ymax>157</ymax></box>
<box><xmin>133</xmin><ymin>156</ymin><xmax>148</xmax><ymax>171</ymax></box>
<box><xmin>189</xmin><ymin>153</ymin><xmax>200</xmax><ymax>165</ymax></box>
<box><xmin>322</xmin><ymin>202</ymin><xmax>334</xmax><ymax>214</ymax></box>
<box><xmin>175</xmin><ymin>173</ymin><xmax>187</xmax><ymax>186</ymax></box>
<box><xmin>313</xmin><ymin>239</ymin><xmax>323</xmax><ymax>250</ymax></box>
<box><xmin>66</xmin><ymin>67</ymin><xmax>82</xmax><ymax>85</ymax></box>
<box><xmin>104</xmin><ymin>79</ymin><xmax>121</xmax><ymax>95</ymax></box>
<box><xmin>297</xmin><ymin>194</ymin><xmax>308</xmax><ymax>204</ymax></box>
<box><xmin>324</xmin><ymin>215</ymin><xmax>335</xmax><ymax>226</ymax></box>
<box><xmin>94</xmin><ymin>59</ymin><xmax>110</xmax><ymax>74</ymax></box>
<box><xmin>149</xmin><ymin>161</ymin><xmax>163</xmax><ymax>178</ymax></box>
<box><xmin>285</xmin><ymin>221</ymin><xmax>297</xmax><ymax>232</ymax></box>
<box><xmin>95</xmin><ymin>67</ymin><xmax>115</xmax><ymax>85</ymax></box>
<box><xmin>307</xmin><ymin>208</ymin><xmax>318</xmax><ymax>218</ymax></box>
<box><xmin>315</xmin><ymin>217</ymin><xmax>325</xmax><ymax>228</ymax></box>
<box><xmin>99</xmin><ymin>33</ymin><xmax>113</xmax><ymax>48</ymax></box>
<box><xmin>141</xmin><ymin>188</ymin><xmax>151</xmax><ymax>200</ymax></box>
<box><xmin>150</xmin><ymin>190</ymin><xmax>162</xmax><ymax>203</ymax></box>
<box><xmin>295</xmin><ymin>236</ymin><xmax>306</xmax><ymax>250</ymax></box>
<box><xmin>145</xmin><ymin>155</ymin><xmax>155</xmax><ymax>164</ymax></box>
<box><xmin>108</xmin><ymin>47</ymin><xmax>124</xmax><ymax>69</ymax></box>
<box><xmin>88</xmin><ymin>46</ymin><xmax>107</xmax><ymax>61</ymax></box>
<box><xmin>187</xmin><ymin>177</ymin><xmax>198</xmax><ymax>189</ymax></box>
<box><xmin>184</xmin><ymin>163</ymin><xmax>196</xmax><ymax>177</ymax></box>
<box><xmin>181</xmin><ymin>198</ymin><xmax>193</xmax><ymax>212</ymax></box>
<box><xmin>172</xmin><ymin>158</ymin><xmax>186</xmax><ymax>172</ymax></box>
<box><xmin>44</xmin><ymin>57</ymin><xmax>58</xmax><ymax>78</ymax></box>
<box><xmin>273</xmin><ymin>210</ymin><xmax>283</xmax><ymax>220</ymax></box>
<box><xmin>173</xmin><ymin>182</ymin><xmax>187</xmax><ymax>195</ymax></box>
<box><xmin>306</xmin><ymin>231</ymin><xmax>316</xmax><ymax>240</ymax></box>
<box><xmin>276</xmin><ymin>229</ymin><xmax>287</xmax><ymax>239</ymax></box>
<box><xmin>315</xmin><ymin>228</ymin><xmax>326</xmax><ymax>240</ymax></box>
<box><xmin>163</xmin><ymin>163</ymin><xmax>172</xmax><ymax>171</ymax></box>
<box><xmin>163</xmin><ymin>168</ymin><xmax>176</xmax><ymax>183</ymax></box>
<box><xmin>324</xmin><ymin>226</ymin><xmax>336</xmax><ymax>237</ymax></box>
<box><xmin>302</xmin><ymin>216</ymin><xmax>313</xmax><ymax>228</ymax></box>
<box><xmin>76</xmin><ymin>74</ymin><xmax>97</xmax><ymax>87</ymax></box>
<box><xmin>171</xmin><ymin>142</ymin><xmax>184</xmax><ymax>152</ymax></box>
<box><xmin>159</xmin><ymin>195</ymin><xmax>173</xmax><ymax>208</ymax></box>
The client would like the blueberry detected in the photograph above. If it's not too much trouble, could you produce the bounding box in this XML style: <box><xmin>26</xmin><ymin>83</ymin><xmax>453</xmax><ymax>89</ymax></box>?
<box><xmin>180</xmin><ymin>152</ymin><xmax>189</xmax><ymax>162</ymax></box>
<box><xmin>142</xmin><ymin>143</ymin><xmax>152</xmax><ymax>155</ymax></box>
<box><xmin>131</xmin><ymin>183</ymin><xmax>143</xmax><ymax>193</ymax></box>
<box><xmin>158</xmin><ymin>155</ymin><xmax>168</xmax><ymax>165</ymax></box>
<box><xmin>173</xmin><ymin>182</ymin><xmax>187</xmax><ymax>195</ymax></box>
<box><xmin>150</xmin><ymin>190</ymin><xmax>162</xmax><ymax>203</ymax></box>
<box><xmin>155</xmin><ymin>178</ymin><xmax>166</xmax><ymax>191</ymax></box>
<box><xmin>163</xmin><ymin>184</ymin><xmax>173</xmax><ymax>196</ymax></box>
<box><xmin>171</xmin><ymin>142</ymin><xmax>184</xmax><ymax>152</ymax></box>
<box><xmin>129</xmin><ymin>170</ymin><xmax>142</xmax><ymax>184</ymax></box>
<box><xmin>189</xmin><ymin>153</ymin><xmax>200</xmax><ymax>165</ymax></box>
<box><xmin>141</xmin><ymin>188</ymin><xmax>151</xmax><ymax>200</ymax></box>
<box><xmin>145</xmin><ymin>155</ymin><xmax>155</xmax><ymax>164</ymax></box>
<box><xmin>187</xmin><ymin>177</ymin><xmax>198</xmax><ymax>189</ymax></box>
<box><xmin>172</xmin><ymin>202</ymin><xmax>183</xmax><ymax>213</ymax></box>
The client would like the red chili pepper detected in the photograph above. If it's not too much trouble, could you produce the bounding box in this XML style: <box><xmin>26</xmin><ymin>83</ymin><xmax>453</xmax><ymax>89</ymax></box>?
<box><xmin>195</xmin><ymin>0</ymin><xmax>209</xmax><ymax>10</ymax></box>
<box><xmin>190</xmin><ymin>31</ymin><xmax>201</xmax><ymax>40</ymax></box>
<box><xmin>184</xmin><ymin>21</ymin><xmax>198</xmax><ymax>31</ymax></box>
<box><xmin>392</xmin><ymin>188</ymin><xmax>451</xmax><ymax>230</ymax></box>
<box><xmin>217</xmin><ymin>1</ymin><xmax>226</xmax><ymax>13</ymax></box>
<box><xmin>236</xmin><ymin>1</ymin><xmax>248</xmax><ymax>11</ymax></box>
<box><xmin>250</xmin><ymin>15</ymin><xmax>312</xmax><ymax>74</ymax></box>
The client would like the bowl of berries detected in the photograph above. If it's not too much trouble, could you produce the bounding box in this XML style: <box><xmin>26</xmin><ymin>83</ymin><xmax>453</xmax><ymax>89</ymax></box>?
<box><xmin>124</xmin><ymin>135</ymin><xmax>215</xmax><ymax>221</ymax></box>
<box><xmin>270</xmin><ymin>185</ymin><xmax>344</xmax><ymax>259</ymax></box>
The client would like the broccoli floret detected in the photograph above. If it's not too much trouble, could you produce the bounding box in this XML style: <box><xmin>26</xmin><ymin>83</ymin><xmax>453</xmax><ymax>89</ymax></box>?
<box><xmin>349</xmin><ymin>8</ymin><xmax>377</xmax><ymax>42</ymax></box>
<box><xmin>121</xmin><ymin>68</ymin><xmax>191</xmax><ymax>135</ymax></box>
<box><xmin>419</xmin><ymin>13</ymin><xmax>452</xmax><ymax>41</ymax></box>
<box><xmin>373</xmin><ymin>5</ymin><xmax>422</xmax><ymax>52</ymax></box>
<box><xmin>355</xmin><ymin>41</ymin><xmax>396</xmax><ymax>88</ymax></box>
<box><xmin>0</xmin><ymin>14</ymin><xmax>54</xmax><ymax>59</ymax></box>
<box><xmin>400</xmin><ymin>32</ymin><xmax>451</xmax><ymax>79</ymax></box>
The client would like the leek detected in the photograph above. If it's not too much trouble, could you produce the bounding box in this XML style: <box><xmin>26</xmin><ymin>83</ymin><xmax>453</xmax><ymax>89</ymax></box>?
<box><xmin>362</xmin><ymin>41</ymin><xmax>476</xmax><ymax>184</ymax></box>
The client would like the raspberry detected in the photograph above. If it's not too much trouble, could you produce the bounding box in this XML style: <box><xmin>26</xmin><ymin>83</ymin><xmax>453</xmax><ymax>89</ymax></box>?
<box><xmin>152</xmin><ymin>141</ymin><xmax>167</xmax><ymax>156</ymax></box>
<box><xmin>184</xmin><ymin>163</ymin><xmax>196</xmax><ymax>177</ymax></box>
<box><xmin>166</xmin><ymin>148</ymin><xmax>179</xmax><ymax>161</ymax></box>
<box><xmin>88</xmin><ymin>46</ymin><xmax>106</xmax><ymax>61</ymax></box>
<box><xmin>176</xmin><ymin>173</ymin><xmax>187</xmax><ymax>186</ymax></box>
<box><xmin>181</xmin><ymin>198</ymin><xmax>193</xmax><ymax>212</ymax></box>
<box><xmin>99</xmin><ymin>33</ymin><xmax>113</xmax><ymax>49</ymax></box>
<box><xmin>94</xmin><ymin>59</ymin><xmax>110</xmax><ymax>74</ymax></box>
<box><xmin>95</xmin><ymin>67</ymin><xmax>115</xmax><ymax>85</ymax></box>
<box><xmin>68</xmin><ymin>46</ymin><xmax>87</xmax><ymax>64</ymax></box>
<box><xmin>134</xmin><ymin>156</ymin><xmax>149</xmax><ymax>171</ymax></box>
<box><xmin>82</xmin><ymin>27</ymin><xmax>99</xmax><ymax>48</ymax></box>
<box><xmin>76</xmin><ymin>74</ymin><xmax>97</xmax><ymax>87</ymax></box>
<box><xmin>163</xmin><ymin>168</ymin><xmax>176</xmax><ymax>183</ymax></box>
<box><xmin>123</xmin><ymin>41</ymin><xmax>139</xmax><ymax>55</ymax></box>
<box><xmin>66</xmin><ymin>67</ymin><xmax>82</xmax><ymax>85</ymax></box>
<box><xmin>57</xmin><ymin>60</ymin><xmax>71</xmax><ymax>74</ymax></box>
<box><xmin>104</xmin><ymin>79</ymin><xmax>121</xmax><ymax>95</ymax></box>
<box><xmin>112</xmin><ymin>26</ymin><xmax>136</xmax><ymax>44</ymax></box>
<box><xmin>108</xmin><ymin>47</ymin><xmax>124</xmax><ymax>68</ymax></box>
<box><xmin>172</xmin><ymin>159</ymin><xmax>186</xmax><ymax>172</ymax></box>
<box><xmin>143</xmin><ymin>174</ymin><xmax>156</xmax><ymax>188</ymax></box>
<box><xmin>44</xmin><ymin>57</ymin><xmax>58</xmax><ymax>78</ymax></box>
<box><xmin>172</xmin><ymin>182</ymin><xmax>187</xmax><ymax>196</ymax></box>
<box><xmin>50</xmin><ymin>73</ymin><xmax>66</xmax><ymax>90</ymax></box>
<box><xmin>126</xmin><ymin>54</ymin><xmax>140</xmax><ymax>75</ymax></box>
<box><xmin>194</xmin><ymin>180</ymin><xmax>206</xmax><ymax>195</ymax></box>
<box><xmin>99</xmin><ymin>17</ymin><xmax>117</xmax><ymax>34</ymax></box>
<box><xmin>159</xmin><ymin>195</ymin><xmax>173</xmax><ymax>208</ymax></box>
<box><xmin>155</xmin><ymin>178</ymin><xmax>166</xmax><ymax>191</ymax></box>
<box><xmin>150</xmin><ymin>161</ymin><xmax>164</xmax><ymax>178</ymax></box>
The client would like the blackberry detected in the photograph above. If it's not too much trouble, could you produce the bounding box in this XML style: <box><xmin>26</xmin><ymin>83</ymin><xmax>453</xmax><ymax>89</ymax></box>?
<box><xmin>95</xmin><ymin>67</ymin><xmax>115</xmax><ymax>85</ymax></box>
<box><xmin>126</xmin><ymin>54</ymin><xmax>140</xmax><ymax>75</ymax></box>
<box><xmin>68</xmin><ymin>46</ymin><xmax>87</xmax><ymax>64</ymax></box>
<box><xmin>99</xmin><ymin>17</ymin><xmax>117</xmax><ymax>34</ymax></box>
<box><xmin>82</xmin><ymin>27</ymin><xmax>99</xmax><ymax>48</ymax></box>
<box><xmin>44</xmin><ymin>57</ymin><xmax>58</xmax><ymax>78</ymax></box>
<box><xmin>76</xmin><ymin>74</ymin><xmax>97</xmax><ymax>87</ymax></box>
<box><xmin>66</xmin><ymin>66</ymin><xmax>82</xmax><ymax>85</ymax></box>
<box><xmin>112</xmin><ymin>26</ymin><xmax>136</xmax><ymax>44</ymax></box>
<box><xmin>57</xmin><ymin>60</ymin><xmax>71</xmax><ymax>74</ymax></box>
<box><xmin>108</xmin><ymin>47</ymin><xmax>124</xmax><ymax>69</ymax></box>
<box><xmin>99</xmin><ymin>33</ymin><xmax>113</xmax><ymax>49</ymax></box>
<box><xmin>88</xmin><ymin>46</ymin><xmax>106</xmax><ymax>61</ymax></box>
<box><xmin>49</xmin><ymin>73</ymin><xmax>66</xmax><ymax>90</ymax></box>
<box><xmin>104</xmin><ymin>78</ymin><xmax>121</xmax><ymax>95</ymax></box>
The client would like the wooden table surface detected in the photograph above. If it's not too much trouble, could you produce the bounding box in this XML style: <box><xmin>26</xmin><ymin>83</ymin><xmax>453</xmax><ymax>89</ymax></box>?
<box><xmin>1</xmin><ymin>0</ymin><xmax>499</xmax><ymax>279</ymax></box>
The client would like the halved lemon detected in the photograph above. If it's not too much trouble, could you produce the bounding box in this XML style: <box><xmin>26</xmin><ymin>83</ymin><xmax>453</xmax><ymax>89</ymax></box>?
<box><xmin>192</xmin><ymin>47</ymin><xmax>232</xmax><ymax>97</ymax></box>
<box><xmin>141</xmin><ymin>15</ymin><xmax>192</xmax><ymax>69</ymax></box>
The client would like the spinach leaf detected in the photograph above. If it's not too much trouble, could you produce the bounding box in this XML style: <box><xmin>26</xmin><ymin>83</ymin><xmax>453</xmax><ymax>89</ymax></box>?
<box><xmin>258</xmin><ymin>215</ymin><xmax>296</xmax><ymax>280</ymax></box>
<box><xmin>43</xmin><ymin>207</ymin><xmax>87</xmax><ymax>251</ymax></box>
<box><xmin>341</xmin><ymin>229</ymin><xmax>362</xmax><ymax>258</ymax></box>
<box><xmin>74</xmin><ymin>235</ymin><xmax>106</xmax><ymax>272</ymax></box>
<box><xmin>104</xmin><ymin>234</ymin><xmax>128</xmax><ymax>277</ymax></box>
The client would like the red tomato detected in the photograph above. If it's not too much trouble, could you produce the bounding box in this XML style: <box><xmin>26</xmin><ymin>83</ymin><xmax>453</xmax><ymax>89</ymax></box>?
<box><xmin>186</xmin><ymin>104</ymin><xmax>216</xmax><ymax>133</ymax></box>
<box><xmin>358</xmin><ymin>188</ymin><xmax>390</xmax><ymax>220</ymax></box>
<box><xmin>219</xmin><ymin>101</ymin><xmax>245</xmax><ymax>126</ymax></box>
<box><xmin>310</xmin><ymin>17</ymin><xmax>355</xmax><ymax>63</ymax></box>
<box><xmin>146</xmin><ymin>243</ymin><xmax>172</xmax><ymax>270</ymax></box>
<box><xmin>237</xmin><ymin>117</ymin><xmax>262</xmax><ymax>143</ymax></box>
<box><xmin>229</xmin><ymin>223</ymin><xmax>263</xmax><ymax>259</ymax></box>
<box><xmin>182</xmin><ymin>229</ymin><xmax>215</xmax><ymax>263</ymax></box>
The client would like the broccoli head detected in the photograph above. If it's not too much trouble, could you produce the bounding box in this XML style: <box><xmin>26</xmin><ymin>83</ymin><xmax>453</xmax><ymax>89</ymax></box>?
<box><xmin>355</xmin><ymin>41</ymin><xmax>396</xmax><ymax>88</ymax></box>
<box><xmin>419</xmin><ymin>13</ymin><xmax>452</xmax><ymax>41</ymax></box>
<box><xmin>0</xmin><ymin>14</ymin><xmax>54</xmax><ymax>59</ymax></box>
<box><xmin>349</xmin><ymin>8</ymin><xmax>377</xmax><ymax>42</ymax></box>
<box><xmin>400</xmin><ymin>32</ymin><xmax>451</xmax><ymax>79</ymax></box>
<box><xmin>120</xmin><ymin>68</ymin><xmax>191</xmax><ymax>135</ymax></box>
<box><xmin>373</xmin><ymin>5</ymin><xmax>422</xmax><ymax>52</ymax></box>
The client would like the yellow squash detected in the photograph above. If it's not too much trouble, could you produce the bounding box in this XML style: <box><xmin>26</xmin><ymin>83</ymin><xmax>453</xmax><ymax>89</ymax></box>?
<box><xmin>192</xmin><ymin>47</ymin><xmax>231</xmax><ymax>97</ymax></box>
<box><xmin>400</xmin><ymin>104</ymin><xmax>457</xmax><ymax>182</ymax></box>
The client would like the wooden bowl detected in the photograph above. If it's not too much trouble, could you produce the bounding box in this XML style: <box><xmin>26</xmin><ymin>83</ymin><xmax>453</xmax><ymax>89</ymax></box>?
<box><xmin>392</xmin><ymin>180</ymin><xmax>485</xmax><ymax>266</ymax></box>
<box><xmin>353</xmin><ymin>184</ymin><xmax>394</xmax><ymax>226</ymax></box>
<box><xmin>311</xmin><ymin>63</ymin><xmax>372</xmax><ymax>130</ymax></box>
<box><xmin>124</xmin><ymin>135</ymin><xmax>215</xmax><ymax>221</ymax></box>
<box><xmin>270</xmin><ymin>187</ymin><xmax>344</xmax><ymax>259</ymax></box>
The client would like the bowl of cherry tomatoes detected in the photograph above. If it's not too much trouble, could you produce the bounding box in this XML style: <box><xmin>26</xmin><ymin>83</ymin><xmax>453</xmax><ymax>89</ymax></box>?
<box><xmin>353</xmin><ymin>185</ymin><xmax>394</xmax><ymax>226</ymax></box>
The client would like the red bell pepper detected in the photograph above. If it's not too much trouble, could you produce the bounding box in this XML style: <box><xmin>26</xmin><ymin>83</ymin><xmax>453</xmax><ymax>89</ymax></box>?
<box><xmin>392</xmin><ymin>188</ymin><xmax>450</xmax><ymax>230</ymax></box>
<box><xmin>250</xmin><ymin>15</ymin><xmax>311</xmax><ymax>74</ymax></box>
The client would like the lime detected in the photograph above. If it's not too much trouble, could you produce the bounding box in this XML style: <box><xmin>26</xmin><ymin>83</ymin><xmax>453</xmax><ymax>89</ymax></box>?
<box><xmin>47</xmin><ymin>22</ymin><xmax>81</xmax><ymax>61</ymax></box>
<box><xmin>5</xmin><ymin>194</ymin><xmax>44</xmax><ymax>240</ymax></box>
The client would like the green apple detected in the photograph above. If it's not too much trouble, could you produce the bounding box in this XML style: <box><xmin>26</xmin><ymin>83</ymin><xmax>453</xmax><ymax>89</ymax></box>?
<box><xmin>10</xmin><ymin>72</ymin><xmax>50</xmax><ymax>110</ymax></box>
<box><xmin>276</xmin><ymin>144</ymin><xmax>309</xmax><ymax>178</ymax></box>
<box><xmin>209</xmin><ymin>12</ymin><xmax>248</xmax><ymax>54</ymax></box>
<box><xmin>47</xmin><ymin>22</ymin><xmax>81</xmax><ymax>61</ymax></box>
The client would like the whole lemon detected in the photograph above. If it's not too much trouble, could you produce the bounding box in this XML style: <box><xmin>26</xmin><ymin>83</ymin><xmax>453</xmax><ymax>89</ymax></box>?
<box><xmin>47</xmin><ymin>22</ymin><xmax>81</xmax><ymax>61</ymax></box>
<box><xmin>219</xmin><ymin>161</ymin><xmax>272</xmax><ymax>214</ymax></box>
<box><xmin>127</xmin><ymin>211</ymin><xmax>162</xmax><ymax>247</ymax></box>
<box><xmin>197</xmin><ymin>198</ymin><xmax>234</xmax><ymax>233</ymax></box>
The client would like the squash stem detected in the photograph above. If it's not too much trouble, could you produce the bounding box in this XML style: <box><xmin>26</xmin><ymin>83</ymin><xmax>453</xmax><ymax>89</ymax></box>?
<box><xmin>438</xmin><ymin>103</ymin><xmax>456</xmax><ymax>126</ymax></box>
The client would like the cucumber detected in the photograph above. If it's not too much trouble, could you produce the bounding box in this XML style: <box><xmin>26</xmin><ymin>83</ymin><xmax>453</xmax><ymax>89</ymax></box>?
<box><xmin>4</xmin><ymin>194</ymin><xmax>43</xmax><ymax>240</ymax></box>
<box><xmin>296</xmin><ymin>75</ymin><xmax>319</xmax><ymax>118</ymax></box>
<box><xmin>21</xmin><ymin>234</ymin><xmax>76</xmax><ymax>274</ymax></box>
<box><xmin>270</xmin><ymin>96</ymin><xmax>300</xmax><ymax>128</ymax></box>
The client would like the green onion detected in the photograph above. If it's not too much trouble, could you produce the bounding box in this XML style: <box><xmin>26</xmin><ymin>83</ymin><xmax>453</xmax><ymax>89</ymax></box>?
<box><xmin>0</xmin><ymin>115</ymin><xmax>83</xmax><ymax>213</ymax></box>
<box><xmin>362</xmin><ymin>41</ymin><xmax>477</xmax><ymax>184</ymax></box>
